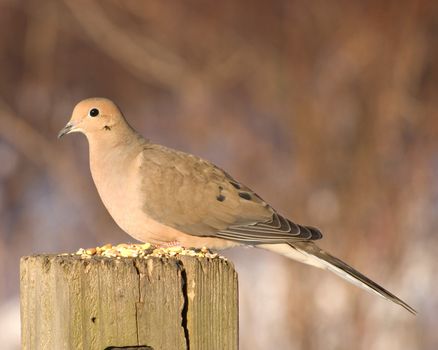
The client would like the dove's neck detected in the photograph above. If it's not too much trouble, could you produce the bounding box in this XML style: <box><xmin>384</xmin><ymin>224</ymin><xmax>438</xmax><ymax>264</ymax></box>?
<box><xmin>87</xmin><ymin>121</ymin><xmax>148</xmax><ymax>176</ymax></box>
<box><xmin>87</xmin><ymin>120</ymin><xmax>145</xmax><ymax>154</ymax></box>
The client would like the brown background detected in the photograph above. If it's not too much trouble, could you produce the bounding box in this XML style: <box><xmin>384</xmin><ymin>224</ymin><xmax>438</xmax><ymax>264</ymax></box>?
<box><xmin>0</xmin><ymin>1</ymin><xmax>436</xmax><ymax>349</ymax></box>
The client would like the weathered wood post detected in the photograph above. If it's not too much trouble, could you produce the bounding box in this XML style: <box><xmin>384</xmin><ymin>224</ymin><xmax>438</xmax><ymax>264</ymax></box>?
<box><xmin>20</xmin><ymin>254</ymin><xmax>238</xmax><ymax>350</ymax></box>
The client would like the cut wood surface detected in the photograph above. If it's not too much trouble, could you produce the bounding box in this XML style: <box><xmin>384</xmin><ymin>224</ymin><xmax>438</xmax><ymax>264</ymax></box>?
<box><xmin>20</xmin><ymin>254</ymin><xmax>238</xmax><ymax>350</ymax></box>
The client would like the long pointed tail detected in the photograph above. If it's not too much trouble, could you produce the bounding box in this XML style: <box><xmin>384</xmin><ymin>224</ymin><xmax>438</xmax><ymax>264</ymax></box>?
<box><xmin>260</xmin><ymin>242</ymin><xmax>416</xmax><ymax>314</ymax></box>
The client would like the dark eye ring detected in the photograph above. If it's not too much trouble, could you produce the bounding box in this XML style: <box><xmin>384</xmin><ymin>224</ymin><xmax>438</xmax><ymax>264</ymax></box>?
<box><xmin>89</xmin><ymin>108</ymin><xmax>99</xmax><ymax>117</ymax></box>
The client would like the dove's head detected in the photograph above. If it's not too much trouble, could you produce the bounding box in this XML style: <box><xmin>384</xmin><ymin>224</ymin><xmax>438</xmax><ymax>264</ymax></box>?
<box><xmin>58</xmin><ymin>98</ymin><xmax>128</xmax><ymax>138</ymax></box>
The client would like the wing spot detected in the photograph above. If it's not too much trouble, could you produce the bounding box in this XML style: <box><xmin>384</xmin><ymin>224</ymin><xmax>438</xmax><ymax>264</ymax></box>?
<box><xmin>230</xmin><ymin>181</ymin><xmax>241</xmax><ymax>189</ymax></box>
<box><xmin>216</xmin><ymin>194</ymin><xmax>226</xmax><ymax>202</ymax></box>
<box><xmin>239</xmin><ymin>192</ymin><xmax>252</xmax><ymax>200</ymax></box>
<box><xmin>217</xmin><ymin>186</ymin><xmax>226</xmax><ymax>201</ymax></box>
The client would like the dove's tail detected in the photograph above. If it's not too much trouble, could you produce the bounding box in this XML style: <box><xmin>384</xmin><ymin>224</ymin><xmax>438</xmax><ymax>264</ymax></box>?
<box><xmin>259</xmin><ymin>242</ymin><xmax>416</xmax><ymax>314</ymax></box>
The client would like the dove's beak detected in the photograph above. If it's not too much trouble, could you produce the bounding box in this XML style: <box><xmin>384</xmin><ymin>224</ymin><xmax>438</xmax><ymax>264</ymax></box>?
<box><xmin>58</xmin><ymin>122</ymin><xmax>75</xmax><ymax>138</ymax></box>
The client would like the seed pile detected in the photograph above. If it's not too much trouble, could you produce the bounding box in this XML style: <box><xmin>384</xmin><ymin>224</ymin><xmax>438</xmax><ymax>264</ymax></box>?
<box><xmin>67</xmin><ymin>243</ymin><xmax>224</xmax><ymax>260</ymax></box>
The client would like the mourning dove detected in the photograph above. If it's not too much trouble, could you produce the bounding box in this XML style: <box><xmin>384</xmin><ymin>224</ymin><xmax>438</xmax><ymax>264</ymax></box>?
<box><xmin>59</xmin><ymin>97</ymin><xmax>415</xmax><ymax>314</ymax></box>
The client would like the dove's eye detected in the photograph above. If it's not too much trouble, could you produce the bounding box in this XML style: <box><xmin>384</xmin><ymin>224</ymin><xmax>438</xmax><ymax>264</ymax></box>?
<box><xmin>89</xmin><ymin>108</ymin><xmax>100</xmax><ymax>117</ymax></box>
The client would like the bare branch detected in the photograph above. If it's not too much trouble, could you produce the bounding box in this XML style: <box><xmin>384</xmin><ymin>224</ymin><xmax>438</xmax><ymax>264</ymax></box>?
<box><xmin>62</xmin><ymin>0</ymin><xmax>188</xmax><ymax>91</ymax></box>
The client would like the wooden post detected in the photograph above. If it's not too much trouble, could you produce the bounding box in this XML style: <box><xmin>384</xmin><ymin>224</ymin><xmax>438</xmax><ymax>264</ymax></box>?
<box><xmin>20</xmin><ymin>255</ymin><xmax>238</xmax><ymax>350</ymax></box>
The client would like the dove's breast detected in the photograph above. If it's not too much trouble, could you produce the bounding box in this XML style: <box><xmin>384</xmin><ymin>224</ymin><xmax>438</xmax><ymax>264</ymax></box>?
<box><xmin>89</xmin><ymin>146</ymin><xmax>161</xmax><ymax>242</ymax></box>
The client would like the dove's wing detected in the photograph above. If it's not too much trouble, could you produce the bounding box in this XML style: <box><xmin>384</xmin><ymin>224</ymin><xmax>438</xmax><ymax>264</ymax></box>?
<box><xmin>138</xmin><ymin>144</ymin><xmax>322</xmax><ymax>244</ymax></box>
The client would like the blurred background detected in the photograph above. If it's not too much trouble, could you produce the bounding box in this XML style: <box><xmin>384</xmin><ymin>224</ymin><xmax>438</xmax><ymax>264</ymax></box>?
<box><xmin>0</xmin><ymin>0</ymin><xmax>437</xmax><ymax>349</ymax></box>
